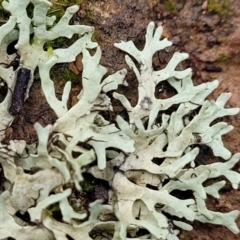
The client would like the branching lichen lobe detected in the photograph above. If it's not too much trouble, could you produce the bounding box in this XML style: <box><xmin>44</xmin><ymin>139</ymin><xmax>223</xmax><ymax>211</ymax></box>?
<box><xmin>0</xmin><ymin>1</ymin><xmax>239</xmax><ymax>240</ymax></box>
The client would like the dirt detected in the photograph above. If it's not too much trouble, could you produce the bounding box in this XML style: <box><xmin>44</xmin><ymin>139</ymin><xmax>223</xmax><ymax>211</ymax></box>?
<box><xmin>2</xmin><ymin>0</ymin><xmax>240</xmax><ymax>239</ymax></box>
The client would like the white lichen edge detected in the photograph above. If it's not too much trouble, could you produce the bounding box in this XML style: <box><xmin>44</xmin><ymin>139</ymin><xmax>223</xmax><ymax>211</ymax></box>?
<box><xmin>0</xmin><ymin>0</ymin><xmax>239</xmax><ymax>240</ymax></box>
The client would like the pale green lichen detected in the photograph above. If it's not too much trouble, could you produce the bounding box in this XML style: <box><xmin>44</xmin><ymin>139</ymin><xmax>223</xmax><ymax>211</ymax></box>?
<box><xmin>0</xmin><ymin>1</ymin><xmax>240</xmax><ymax>240</ymax></box>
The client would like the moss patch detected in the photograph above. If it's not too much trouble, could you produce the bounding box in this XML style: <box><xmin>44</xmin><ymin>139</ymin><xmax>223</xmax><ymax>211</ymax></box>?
<box><xmin>208</xmin><ymin>0</ymin><xmax>230</xmax><ymax>18</ymax></box>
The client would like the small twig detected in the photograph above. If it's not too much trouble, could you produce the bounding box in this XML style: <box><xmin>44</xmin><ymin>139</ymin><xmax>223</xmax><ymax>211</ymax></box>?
<box><xmin>0</xmin><ymin>19</ymin><xmax>8</xmax><ymax>23</ymax></box>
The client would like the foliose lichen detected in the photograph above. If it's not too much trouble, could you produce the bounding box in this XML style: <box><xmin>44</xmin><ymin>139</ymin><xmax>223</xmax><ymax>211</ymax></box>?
<box><xmin>0</xmin><ymin>1</ymin><xmax>239</xmax><ymax>240</ymax></box>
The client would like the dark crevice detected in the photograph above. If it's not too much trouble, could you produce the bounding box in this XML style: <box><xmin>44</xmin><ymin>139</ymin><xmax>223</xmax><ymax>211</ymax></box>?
<box><xmin>146</xmin><ymin>183</ymin><xmax>158</xmax><ymax>190</ymax></box>
<box><xmin>152</xmin><ymin>157</ymin><xmax>165</xmax><ymax>166</ymax></box>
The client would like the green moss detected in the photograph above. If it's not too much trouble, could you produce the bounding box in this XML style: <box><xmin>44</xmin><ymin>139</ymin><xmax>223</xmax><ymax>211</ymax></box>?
<box><xmin>63</xmin><ymin>68</ymin><xmax>79</xmax><ymax>83</ymax></box>
<box><xmin>164</xmin><ymin>1</ymin><xmax>178</xmax><ymax>14</ymax></box>
<box><xmin>44</xmin><ymin>36</ymin><xmax>70</xmax><ymax>49</ymax></box>
<box><xmin>208</xmin><ymin>0</ymin><xmax>230</xmax><ymax>18</ymax></box>
<box><xmin>47</xmin><ymin>203</ymin><xmax>60</xmax><ymax>213</ymax></box>
<box><xmin>50</xmin><ymin>66</ymin><xmax>79</xmax><ymax>85</ymax></box>
<box><xmin>80</xmin><ymin>180</ymin><xmax>95</xmax><ymax>192</ymax></box>
<box><xmin>217</xmin><ymin>54</ymin><xmax>230</xmax><ymax>63</ymax></box>
<box><xmin>46</xmin><ymin>0</ymin><xmax>86</xmax><ymax>24</ymax></box>
<box><xmin>45</xmin><ymin>203</ymin><xmax>62</xmax><ymax>219</ymax></box>
<box><xmin>91</xmin><ymin>31</ymin><xmax>99</xmax><ymax>42</ymax></box>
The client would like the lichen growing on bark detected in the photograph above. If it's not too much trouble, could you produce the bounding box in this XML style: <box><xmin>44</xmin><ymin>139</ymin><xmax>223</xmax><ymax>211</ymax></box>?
<box><xmin>0</xmin><ymin>1</ymin><xmax>239</xmax><ymax>240</ymax></box>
